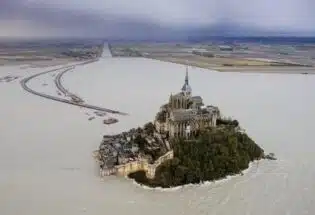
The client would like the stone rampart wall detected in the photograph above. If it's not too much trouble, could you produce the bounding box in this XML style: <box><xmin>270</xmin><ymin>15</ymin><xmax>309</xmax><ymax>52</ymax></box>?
<box><xmin>100</xmin><ymin>150</ymin><xmax>174</xmax><ymax>179</ymax></box>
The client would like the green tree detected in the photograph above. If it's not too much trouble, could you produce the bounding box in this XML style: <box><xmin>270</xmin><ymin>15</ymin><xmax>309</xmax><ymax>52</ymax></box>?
<box><xmin>129</xmin><ymin>125</ymin><xmax>264</xmax><ymax>188</ymax></box>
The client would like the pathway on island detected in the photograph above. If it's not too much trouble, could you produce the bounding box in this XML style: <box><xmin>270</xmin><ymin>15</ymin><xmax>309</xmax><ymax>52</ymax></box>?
<box><xmin>20</xmin><ymin>60</ymin><xmax>128</xmax><ymax>115</ymax></box>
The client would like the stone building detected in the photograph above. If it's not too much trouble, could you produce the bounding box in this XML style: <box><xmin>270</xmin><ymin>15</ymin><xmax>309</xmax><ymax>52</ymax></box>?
<box><xmin>155</xmin><ymin>67</ymin><xmax>220</xmax><ymax>138</ymax></box>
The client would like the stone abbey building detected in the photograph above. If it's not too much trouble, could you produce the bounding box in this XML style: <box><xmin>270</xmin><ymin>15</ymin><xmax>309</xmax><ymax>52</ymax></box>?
<box><xmin>98</xmin><ymin>67</ymin><xmax>221</xmax><ymax>178</ymax></box>
<box><xmin>155</xmin><ymin>68</ymin><xmax>220</xmax><ymax>138</ymax></box>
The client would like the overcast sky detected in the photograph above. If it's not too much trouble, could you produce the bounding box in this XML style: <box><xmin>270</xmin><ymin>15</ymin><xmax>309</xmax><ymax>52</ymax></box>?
<box><xmin>0</xmin><ymin>0</ymin><xmax>314</xmax><ymax>38</ymax></box>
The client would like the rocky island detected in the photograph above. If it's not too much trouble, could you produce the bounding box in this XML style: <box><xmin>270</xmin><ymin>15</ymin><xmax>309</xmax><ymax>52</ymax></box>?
<box><xmin>96</xmin><ymin>67</ymin><xmax>270</xmax><ymax>188</ymax></box>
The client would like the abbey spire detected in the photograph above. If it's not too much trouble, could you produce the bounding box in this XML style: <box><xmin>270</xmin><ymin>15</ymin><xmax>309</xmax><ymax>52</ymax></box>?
<box><xmin>181</xmin><ymin>66</ymin><xmax>192</xmax><ymax>96</ymax></box>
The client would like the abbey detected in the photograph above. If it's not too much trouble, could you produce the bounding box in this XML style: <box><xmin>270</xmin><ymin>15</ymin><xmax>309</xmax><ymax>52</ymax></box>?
<box><xmin>154</xmin><ymin>68</ymin><xmax>220</xmax><ymax>138</ymax></box>
<box><xmin>98</xmin><ymin>67</ymin><xmax>222</xmax><ymax>178</ymax></box>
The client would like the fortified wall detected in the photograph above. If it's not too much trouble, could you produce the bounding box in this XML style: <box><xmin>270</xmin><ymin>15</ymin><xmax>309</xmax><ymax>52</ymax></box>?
<box><xmin>100</xmin><ymin>150</ymin><xmax>174</xmax><ymax>179</ymax></box>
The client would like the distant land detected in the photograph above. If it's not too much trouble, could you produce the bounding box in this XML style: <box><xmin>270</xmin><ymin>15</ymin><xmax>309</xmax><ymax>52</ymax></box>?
<box><xmin>1</xmin><ymin>36</ymin><xmax>315</xmax><ymax>44</ymax></box>
<box><xmin>108</xmin><ymin>38</ymin><xmax>315</xmax><ymax>74</ymax></box>
<box><xmin>1</xmin><ymin>37</ymin><xmax>315</xmax><ymax>74</ymax></box>
<box><xmin>106</xmin><ymin>36</ymin><xmax>315</xmax><ymax>43</ymax></box>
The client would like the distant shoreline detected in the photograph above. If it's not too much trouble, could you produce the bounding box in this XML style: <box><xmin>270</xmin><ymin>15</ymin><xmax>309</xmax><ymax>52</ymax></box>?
<box><xmin>209</xmin><ymin>66</ymin><xmax>315</xmax><ymax>74</ymax></box>
<box><xmin>147</xmin><ymin>57</ymin><xmax>315</xmax><ymax>74</ymax></box>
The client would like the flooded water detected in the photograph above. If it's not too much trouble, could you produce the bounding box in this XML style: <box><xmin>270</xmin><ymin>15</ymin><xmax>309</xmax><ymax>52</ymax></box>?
<box><xmin>0</xmin><ymin>47</ymin><xmax>315</xmax><ymax>215</ymax></box>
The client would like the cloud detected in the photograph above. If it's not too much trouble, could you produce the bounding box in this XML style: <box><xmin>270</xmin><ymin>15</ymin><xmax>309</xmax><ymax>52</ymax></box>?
<box><xmin>0</xmin><ymin>20</ymin><xmax>68</xmax><ymax>38</ymax></box>
<box><xmin>0</xmin><ymin>0</ymin><xmax>314</xmax><ymax>38</ymax></box>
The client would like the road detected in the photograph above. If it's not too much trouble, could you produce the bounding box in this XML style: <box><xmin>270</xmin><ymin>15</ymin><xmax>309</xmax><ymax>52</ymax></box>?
<box><xmin>54</xmin><ymin>66</ymin><xmax>84</xmax><ymax>103</ymax></box>
<box><xmin>20</xmin><ymin>61</ymin><xmax>128</xmax><ymax>115</ymax></box>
